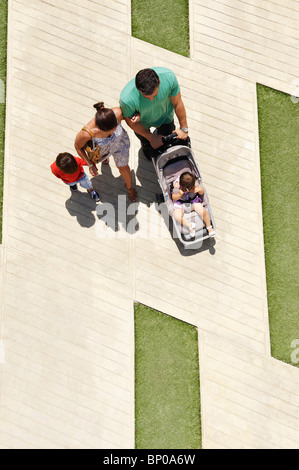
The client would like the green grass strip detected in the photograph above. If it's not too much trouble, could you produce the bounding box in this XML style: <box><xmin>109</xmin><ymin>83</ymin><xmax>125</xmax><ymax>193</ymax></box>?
<box><xmin>0</xmin><ymin>0</ymin><xmax>8</xmax><ymax>243</ymax></box>
<box><xmin>131</xmin><ymin>0</ymin><xmax>190</xmax><ymax>57</ymax></box>
<box><xmin>257</xmin><ymin>84</ymin><xmax>299</xmax><ymax>367</ymax></box>
<box><xmin>134</xmin><ymin>303</ymin><xmax>201</xmax><ymax>449</ymax></box>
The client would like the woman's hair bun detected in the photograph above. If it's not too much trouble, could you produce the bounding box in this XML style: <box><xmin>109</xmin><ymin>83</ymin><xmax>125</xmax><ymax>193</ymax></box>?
<box><xmin>93</xmin><ymin>101</ymin><xmax>105</xmax><ymax>110</ymax></box>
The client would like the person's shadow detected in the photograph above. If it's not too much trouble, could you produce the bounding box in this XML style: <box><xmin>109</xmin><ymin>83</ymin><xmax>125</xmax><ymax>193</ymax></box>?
<box><xmin>91</xmin><ymin>162</ymin><xmax>140</xmax><ymax>235</ymax></box>
<box><xmin>65</xmin><ymin>191</ymin><xmax>97</xmax><ymax>228</ymax></box>
<box><xmin>65</xmin><ymin>156</ymin><xmax>216</xmax><ymax>255</ymax></box>
<box><xmin>135</xmin><ymin>149</ymin><xmax>162</xmax><ymax>207</ymax></box>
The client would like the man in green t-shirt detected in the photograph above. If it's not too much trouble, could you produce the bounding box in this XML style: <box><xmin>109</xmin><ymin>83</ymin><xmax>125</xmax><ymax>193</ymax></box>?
<box><xmin>120</xmin><ymin>67</ymin><xmax>189</xmax><ymax>159</ymax></box>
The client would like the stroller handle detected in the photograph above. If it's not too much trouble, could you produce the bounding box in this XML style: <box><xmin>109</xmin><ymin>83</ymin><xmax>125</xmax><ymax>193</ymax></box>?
<box><xmin>161</xmin><ymin>132</ymin><xmax>178</xmax><ymax>143</ymax></box>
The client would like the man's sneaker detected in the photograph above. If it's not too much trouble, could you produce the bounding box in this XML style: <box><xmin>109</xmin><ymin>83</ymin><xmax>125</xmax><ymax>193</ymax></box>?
<box><xmin>89</xmin><ymin>189</ymin><xmax>100</xmax><ymax>202</ymax></box>
<box><xmin>70</xmin><ymin>184</ymin><xmax>78</xmax><ymax>192</ymax></box>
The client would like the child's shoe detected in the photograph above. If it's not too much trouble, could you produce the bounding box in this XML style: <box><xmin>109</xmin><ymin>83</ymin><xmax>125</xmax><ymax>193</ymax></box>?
<box><xmin>89</xmin><ymin>189</ymin><xmax>100</xmax><ymax>202</ymax></box>
<box><xmin>206</xmin><ymin>225</ymin><xmax>216</xmax><ymax>237</ymax></box>
<box><xmin>70</xmin><ymin>184</ymin><xmax>78</xmax><ymax>192</ymax></box>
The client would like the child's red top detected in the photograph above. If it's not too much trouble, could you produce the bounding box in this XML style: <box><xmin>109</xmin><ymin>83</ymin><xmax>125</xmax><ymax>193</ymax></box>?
<box><xmin>51</xmin><ymin>157</ymin><xmax>87</xmax><ymax>184</ymax></box>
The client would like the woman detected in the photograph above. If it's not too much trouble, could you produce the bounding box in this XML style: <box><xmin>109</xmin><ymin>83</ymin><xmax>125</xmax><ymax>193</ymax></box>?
<box><xmin>75</xmin><ymin>102</ymin><xmax>137</xmax><ymax>202</ymax></box>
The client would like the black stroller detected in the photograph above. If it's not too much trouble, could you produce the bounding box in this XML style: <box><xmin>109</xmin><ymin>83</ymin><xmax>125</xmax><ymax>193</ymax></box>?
<box><xmin>152</xmin><ymin>134</ymin><xmax>216</xmax><ymax>248</ymax></box>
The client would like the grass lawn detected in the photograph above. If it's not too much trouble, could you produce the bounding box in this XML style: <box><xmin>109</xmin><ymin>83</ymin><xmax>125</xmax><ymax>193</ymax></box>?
<box><xmin>257</xmin><ymin>84</ymin><xmax>299</xmax><ymax>367</ymax></box>
<box><xmin>134</xmin><ymin>303</ymin><xmax>201</xmax><ymax>449</ymax></box>
<box><xmin>0</xmin><ymin>0</ymin><xmax>7</xmax><ymax>243</ymax></box>
<box><xmin>131</xmin><ymin>0</ymin><xmax>190</xmax><ymax>57</ymax></box>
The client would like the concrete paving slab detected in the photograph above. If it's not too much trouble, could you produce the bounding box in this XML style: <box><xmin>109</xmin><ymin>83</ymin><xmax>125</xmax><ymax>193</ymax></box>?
<box><xmin>0</xmin><ymin>0</ymin><xmax>298</xmax><ymax>449</ymax></box>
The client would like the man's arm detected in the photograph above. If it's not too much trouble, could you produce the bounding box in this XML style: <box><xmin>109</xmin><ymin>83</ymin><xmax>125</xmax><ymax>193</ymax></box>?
<box><xmin>123</xmin><ymin>117</ymin><xmax>163</xmax><ymax>149</ymax></box>
<box><xmin>170</xmin><ymin>92</ymin><xmax>188</xmax><ymax>140</ymax></box>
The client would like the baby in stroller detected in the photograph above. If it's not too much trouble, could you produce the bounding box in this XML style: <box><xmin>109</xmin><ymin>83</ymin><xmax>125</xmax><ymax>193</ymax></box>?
<box><xmin>172</xmin><ymin>171</ymin><xmax>216</xmax><ymax>238</ymax></box>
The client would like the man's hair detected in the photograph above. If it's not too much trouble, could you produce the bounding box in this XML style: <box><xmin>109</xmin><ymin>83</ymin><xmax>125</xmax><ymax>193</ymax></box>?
<box><xmin>135</xmin><ymin>68</ymin><xmax>160</xmax><ymax>95</ymax></box>
<box><xmin>93</xmin><ymin>102</ymin><xmax>118</xmax><ymax>131</ymax></box>
<box><xmin>56</xmin><ymin>152</ymin><xmax>78</xmax><ymax>174</ymax></box>
<box><xmin>179</xmin><ymin>172</ymin><xmax>196</xmax><ymax>191</ymax></box>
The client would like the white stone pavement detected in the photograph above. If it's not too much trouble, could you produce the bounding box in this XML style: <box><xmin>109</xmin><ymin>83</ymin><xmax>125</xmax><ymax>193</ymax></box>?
<box><xmin>0</xmin><ymin>0</ymin><xmax>298</xmax><ymax>448</ymax></box>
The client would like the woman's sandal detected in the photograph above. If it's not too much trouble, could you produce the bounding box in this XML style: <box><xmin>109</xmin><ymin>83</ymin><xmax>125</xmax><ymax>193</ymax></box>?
<box><xmin>127</xmin><ymin>187</ymin><xmax>138</xmax><ymax>203</ymax></box>
<box><xmin>206</xmin><ymin>225</ymin><xmax>216</xmax><ymax>237</ymax></box>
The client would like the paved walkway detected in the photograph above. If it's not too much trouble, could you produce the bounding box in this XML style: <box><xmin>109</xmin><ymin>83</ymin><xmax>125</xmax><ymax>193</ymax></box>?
<box><xmin>0</xmin><ymin>0</ymin><xmax>298</xmax><ymax>448</ymax></box>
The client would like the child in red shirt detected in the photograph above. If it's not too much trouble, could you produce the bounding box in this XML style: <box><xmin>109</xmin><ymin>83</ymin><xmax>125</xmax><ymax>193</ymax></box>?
<box><xmin>51</xmin><ymin>152</ymin><xmax>100</xmax><ymax>201</ymax></box>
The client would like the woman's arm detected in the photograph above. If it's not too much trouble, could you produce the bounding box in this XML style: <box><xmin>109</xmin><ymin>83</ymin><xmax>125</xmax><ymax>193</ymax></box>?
<box><xmin>74</xmin><ymin>131</ymin><xmax>98</xmax><ymax>176</ymax></box>
<box><xmin>113</xmin><ymin>106</ymin><xmax>141</xmax><ymax>125</ymax></box>
<box><xmin>112</xmin><ymin>106</ymin><xmax>124</xmax><ymax>124</ymax></box>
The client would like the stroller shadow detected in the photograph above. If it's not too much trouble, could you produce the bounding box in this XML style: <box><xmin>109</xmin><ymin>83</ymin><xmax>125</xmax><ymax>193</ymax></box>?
<box><xmin>174</xmin><ymin>232</ymin><xmax>217</xmax><ymax>257</ymax></box>
<box><xmin>158</xmin><ymin>205</ymin><xmax>217</xmax><ymax>256</ymax></box>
